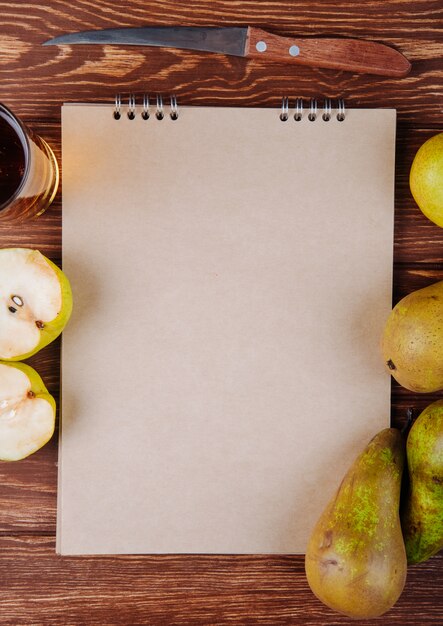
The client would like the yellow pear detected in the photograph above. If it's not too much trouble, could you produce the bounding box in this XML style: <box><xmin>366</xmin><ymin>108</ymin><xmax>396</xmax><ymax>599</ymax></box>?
<box><xmin>410</xmin><ymin>133</ymin><xmax>443</xmax><ymax>227</ymax></box>
<box><xmin>381</xmin><ymin>280</ymin><xmax>443</xmax><ymax>392</ymax></box>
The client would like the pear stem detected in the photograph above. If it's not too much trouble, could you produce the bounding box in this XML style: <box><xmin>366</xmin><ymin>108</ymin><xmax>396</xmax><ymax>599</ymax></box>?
<box><xmin>401</xmin><ymin>407</ymin><xmax>415</xmax><ymax>437</ymax></box>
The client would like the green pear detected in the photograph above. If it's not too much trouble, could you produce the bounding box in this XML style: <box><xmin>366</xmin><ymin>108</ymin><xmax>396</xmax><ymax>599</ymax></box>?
<box><xmin>381</xmin><ymin>280</ymin><xmax>443</xmax><ymax>392</ymax></box>
<box><xmin>305</xmin><ymin>428</ymin><xmax>407</xmax><ymax>619</ymax></box>
<box><xmin>0</xmin><ymin>248</ymin><xmax>73</xmax><ymax>360</ymax></box>
<box><xmin>401</xmin><ymin>400</ymin><xmax>443</xmax><ymax>564</ymax></box>
<box><xmin>0</xmin><ymin>361</ymin><xmax>56</xmax><ymax>461</ymax></box>
<box><xmin>410</xmin><ymin>133</ymin><xmax>443</xmax><ymax>227</ymax></box>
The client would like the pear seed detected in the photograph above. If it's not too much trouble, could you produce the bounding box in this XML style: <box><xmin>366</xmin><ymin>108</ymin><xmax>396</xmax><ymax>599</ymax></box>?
<box><xmin>8</xmin><ymin>306</ymin><xmax>17</xmax><ymax>313</ymax></box>
<box><xmin>11</xmin><ymin>295</ymin><xmax>23</xmax><ymax>307</ymax></box>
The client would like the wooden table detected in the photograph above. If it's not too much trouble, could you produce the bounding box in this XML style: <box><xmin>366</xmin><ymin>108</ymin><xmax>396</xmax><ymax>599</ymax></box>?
<box><xmin>0</xmin><ymin>1</ymin><xmax>442</xmax><ymax>624</ymax></box>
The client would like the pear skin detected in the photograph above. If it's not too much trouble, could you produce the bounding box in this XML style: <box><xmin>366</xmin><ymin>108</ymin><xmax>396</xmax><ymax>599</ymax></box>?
<box><xmin>402</xmin><ymin>400</ymin><xmax>443</xmax><ymax>564</ymax></box>
<box><xmin>381</xmin><ymin>281</ymin><xmax>443</xmax><ymax>392</ymax></box>
<box><xmin>305</xmin><ymin>428</ymin><xmax>407</xmax><ymax>619</ymax></box>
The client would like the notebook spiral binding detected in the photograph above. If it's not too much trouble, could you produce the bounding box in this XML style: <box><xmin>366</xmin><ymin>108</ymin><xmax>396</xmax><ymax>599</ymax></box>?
<box><xmin>280</xmin><ymin>97</ymin><xmax>345</xmax><ymax>122</ymax></box>
<box><xmin>114</xmin><ymin>94</ymin><xmax>178</xmax><ymax>121</ymax></box>
<box><xmin>113</xmin><ymin>95</ymin><xmax>346</xmax><ymax>122</ymax></box>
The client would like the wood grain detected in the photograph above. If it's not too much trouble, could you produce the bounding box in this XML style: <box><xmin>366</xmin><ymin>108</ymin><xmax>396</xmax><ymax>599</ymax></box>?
<box><xmin>0</xmin><ymin>0</ymin><xmax>442</xmax><ymax>623</ymax></box>
<box><xmin>0</xmin><ymin>537</ymin><xmax>442</xmax><ymax>626</ymax></box>
<box><xmin>0</xmin><ymin>1</ymin><xmax>441</xmax><ymax>125</ymax></box>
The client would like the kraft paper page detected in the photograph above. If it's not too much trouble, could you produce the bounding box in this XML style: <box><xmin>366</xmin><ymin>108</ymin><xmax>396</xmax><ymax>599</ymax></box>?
<box><xmin>59</xmin><ymin>104</ymin><xmax>396</xmax><ymax>554</ymax></box>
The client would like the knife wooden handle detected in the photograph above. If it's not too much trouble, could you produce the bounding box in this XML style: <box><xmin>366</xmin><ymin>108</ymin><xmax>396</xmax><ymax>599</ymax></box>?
<box><xmin>246</xmin><ymin>27</ymin><xmax>411</xmax><ymax>77</ymax></box>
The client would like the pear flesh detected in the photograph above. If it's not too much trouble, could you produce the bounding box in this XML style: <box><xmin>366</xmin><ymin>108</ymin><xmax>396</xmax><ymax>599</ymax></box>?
<box><xmin>402</xmin><ymin>400</ymin><xmax>443</xmax><ymax>564</ymax></box>
<box><xmin>381</xmin><ymin>281</ymin><xmax>443</xmax><ymax>392</ymax></box>
<box><xmin>305</xmin><ymin>428</ymin><xmax>407</xmax><ymax>619</ymax></box>
<box><xmin>0</xmin><ymin>362</ymin><xmax>56</xmax><ymax>461</ymax></box>
<box><xmin>0</xmin><ymin>248</ymin><xmax>72</xmax><ymax>361</ymax></box>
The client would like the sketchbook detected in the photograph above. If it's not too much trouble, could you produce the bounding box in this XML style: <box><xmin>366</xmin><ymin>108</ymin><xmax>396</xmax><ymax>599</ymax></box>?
<box><xmin>58</xmin><ymin>97</ymin><xmax>396</xmax><ymax>555</ymax></box>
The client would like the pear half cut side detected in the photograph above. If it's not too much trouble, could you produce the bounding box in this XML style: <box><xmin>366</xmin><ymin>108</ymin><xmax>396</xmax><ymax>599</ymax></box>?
<box><xmin>0</xmin><ymin>361</ymin><xmax>56</xmax><ymax>461</ymax></box>
<box><xmin>0</xmin><ymin>248</ymin><xmax>73</xmax><ymax>361</ymax></box>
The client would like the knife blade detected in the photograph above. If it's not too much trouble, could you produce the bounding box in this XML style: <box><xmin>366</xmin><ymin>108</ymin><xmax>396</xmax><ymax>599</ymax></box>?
<box><xmin>42</xmin><ymin>26</ymin><xmax>411</xmax><ymax>77</ymax></box>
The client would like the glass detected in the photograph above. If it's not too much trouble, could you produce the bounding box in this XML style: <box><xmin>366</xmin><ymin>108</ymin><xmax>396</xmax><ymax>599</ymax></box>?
<box><xmin>0</xmin><ymin>103</ymin><xmax>59</xmax><ymax>222</ymax></box>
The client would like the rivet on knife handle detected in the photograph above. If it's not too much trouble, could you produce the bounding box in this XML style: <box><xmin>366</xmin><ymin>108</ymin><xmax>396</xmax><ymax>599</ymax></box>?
<box><xmin>246</xmin><ymin>27</ymin><xmax>411</xmax><ymax>77</ymax></box>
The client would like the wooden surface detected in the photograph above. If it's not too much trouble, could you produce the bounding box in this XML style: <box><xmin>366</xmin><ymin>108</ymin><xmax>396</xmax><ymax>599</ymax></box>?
<box><xmin>0</xmin><ymin>1</ymin><xmax>442</xmax><ymax>624</ymax></box>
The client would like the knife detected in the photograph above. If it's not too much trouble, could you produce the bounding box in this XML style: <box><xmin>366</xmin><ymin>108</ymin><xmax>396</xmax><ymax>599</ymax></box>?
<box><xmin>42</xmin><ymin>26</ymin><xmax>411</xmax><ymax>77</ymax></box>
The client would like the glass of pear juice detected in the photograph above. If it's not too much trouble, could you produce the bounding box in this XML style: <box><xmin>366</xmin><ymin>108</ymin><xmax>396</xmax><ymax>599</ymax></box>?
<box><xmin>0</xmin><ymin>102</ymin><xmax>59</xmax><ymax>222</ymax></box>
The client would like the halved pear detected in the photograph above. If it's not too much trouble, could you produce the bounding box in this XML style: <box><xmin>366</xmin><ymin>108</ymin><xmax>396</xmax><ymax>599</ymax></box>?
<box><xmin>0</xmin><ymin>362</ymin><xmax>56</xmax><ymax>461</ymax></box>
<box><xmin>0</xmin><ymin>248</ymin><xmax>72</xmax><ymax>360</ymax></box>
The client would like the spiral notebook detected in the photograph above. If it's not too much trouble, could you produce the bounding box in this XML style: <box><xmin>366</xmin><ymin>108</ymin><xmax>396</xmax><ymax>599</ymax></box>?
<box><xmin>58</xmin><ymin>98</ymin><xmax>396</xmax><ymax>555</ymax></box>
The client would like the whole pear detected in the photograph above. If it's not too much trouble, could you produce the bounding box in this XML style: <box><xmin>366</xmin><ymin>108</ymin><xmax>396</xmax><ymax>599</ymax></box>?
<box><xmin>381</xmin><ymin>281</ymin><xmax>443</xmax><ymax>392</ymax></box>
<box><xmin>401</xmin><ymin>400</ymin><xmax>443</xmax><ymax>564</ymax></box>
<box><xmin>410</xmin><ymin>133</ymin><xmax>443</xmax><ymax>227</ymax></box>
<box><xmin>305</xmin><ymin>428</ymin><xmax>406</xmax><ymax>619</ymax></box>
